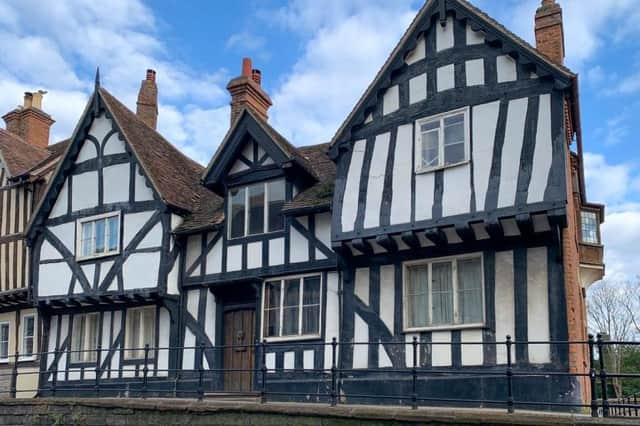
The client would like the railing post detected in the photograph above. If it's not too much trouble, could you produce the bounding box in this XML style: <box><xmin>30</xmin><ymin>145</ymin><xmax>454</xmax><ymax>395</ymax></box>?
<box><xmin>198</xmin><ymin>342</ymin><xmax>204</xmax><ymax>400</ymax></box>
<box><xmin>52</xmin><ymin>349</ymin><xmax>58</xmax><ymax>397</ymax></box>
<box><xmin>506</xmin><ymin>335</ymin><xmax>514</xmax><ymax>414</ymax></box>
<box><xmin>412</xmin><ymin>336</ymin><xmax>418</xmax><ymax>410</ymax></box>
<box><xmin>596</xmin><ymin>334</ymin><xmax>609</xmax><ymax>417</ymax></box>
<box><xmin>95</xmin><ymin>344</ymin><xmax>101</xmax><ymax>397</ymax></box>
<box><xmin>588</xmin><ymin>334</ymin><xmax>598</xmax><ymax>417</ymax></box>
<box><xmin>260</xmin><ymin>339</ymin><xmax>267</xmax><ymax>404</ymax></box>
<box><xmin>10</xmin><ymin>350</ymin><xmax>19</xmax><ymax>398</ymax></box>
<box><xmin>634</xmin><ymin>394</ymin><xmax>638</xmax><ymax>417</ymax></box>
<box><xmin>330</xmin><ymin>337</ymin><xmax>337</xmax><ymax>407</ymax></box>
<box><xmin>142</xmin><ymin>344</ymin><xmax>150</xmax><ymax>399</ymax></box>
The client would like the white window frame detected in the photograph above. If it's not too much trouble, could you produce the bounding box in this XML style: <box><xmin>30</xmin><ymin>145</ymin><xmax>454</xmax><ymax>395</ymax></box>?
<box><xmin>124</xmin><ymin>306</ymin><xmax>156</xmax><ymax>360</ymax></box>
<box><xmin>71</xmin><ymin>313</ymin><xmax>99</xmax><ymax>364</ymax></box>
<box><xmin>580</xmin><ymin>210</ymin><xmax>600</xmax><ymax>245</ymax></box>
<box><xmin>75</xmin><ymin>211</ymin><xmax>121</xmax><ymax>261</ymax></box>
<box><xmin>414</xmin><ymin>106</ymin><xmax>470</xmax><ymax>174</ymax></box>
<box><xmin>20</xmin><ymin>314</ymin><xmax>36</xmax><ymax>360</ymax></box>
<box><xmin>0</xmin><ymin>321</ymin><xmax>9</xmax><ymax>363</ymax></box>
<box><xmin>260</xmin><ymin>273</ymin><xmax>323</xmax><ymax>342</ymax></box>
<box><xmin>228</xmin><ymin>179</ymin><xmax>285</xmax><ymax>239</ymax></box>
<box><xmin>403</xmin><ymin>253</ymin><xmax>485</xmax><ymax>332</ymax></box>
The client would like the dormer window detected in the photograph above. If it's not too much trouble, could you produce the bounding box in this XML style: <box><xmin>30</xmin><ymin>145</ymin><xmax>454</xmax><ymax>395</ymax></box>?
<box><xmin>229</xmin><ymin>179</ymin><xmax>285</xmax><ymax>239</ymax></box>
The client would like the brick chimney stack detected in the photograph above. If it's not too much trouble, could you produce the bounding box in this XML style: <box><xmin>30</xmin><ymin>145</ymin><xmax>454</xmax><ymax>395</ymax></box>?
<box><xmin>2</xmin><ymin>90</ymin><xmax>55</xmax><ymax>149</ymax></box>
<box><xmin>535</xmin><ymin>0</ymin><xmax>565</xmax><ymax>65</ymax></box>
<box><xmin>136</xmin><ymin>69</ymin><xmax>158</xmax><ymax>129</ymax></box>
<box><xmin>227</xmin><ymin>57</ymin><xmax>272</xmax><ymax>125</ymax></box>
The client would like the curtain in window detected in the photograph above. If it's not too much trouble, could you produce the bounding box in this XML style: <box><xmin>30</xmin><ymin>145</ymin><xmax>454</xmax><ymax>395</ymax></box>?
<box><xmin>302</xmin><ymin>276</ymin><xmax>320</xmax><ymax>335</ymax></box>
<box><xmin>282</xmin><ymin>279</ymin><xmax>300</xmax><ymax>335</ymax></box>
<box><xmin>263</xmin><ymin>281</ymin><xmax>281</xmax><ymax>337</ymax></box>
<box><xmin>95</xmin><ymin>219</ymin><xmax>105</xmax><ymax>253</ymax></box>
<box><xmin>407</xmin><ymin>265</ymin><xmax>429</xmax><ymax>328</ymax></box>
<box><xmin>457</xmin><ymin>258</ymin><xmax>483</xmax><ymax>324</ymax></box>
<box><xmin>86</xmin><ymin>315</ymin><xmax>98</xmax><ymax>362</ymax></box>
<box><xmin>108</xmin><ymin>217</ymin><xmax>119</xmax><ymax>251</ymax></box>
<box><xmin>23</xmin><ymin>317</ymin><xmax>34</xmax><ymax>356</ymax></box>
<box><xmin>431</xmin><ymin>262</ymin><xmax>453</xmax><ymax>325</ymax></box>
<box><xmin>127</xmin><ymin>310</ymin><xmax>142</xmax><ymax>359</ymax></box>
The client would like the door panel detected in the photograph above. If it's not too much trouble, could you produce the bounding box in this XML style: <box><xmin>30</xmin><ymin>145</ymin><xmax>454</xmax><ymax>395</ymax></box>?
<box><xmin>223</xmin><ymin>309</ymin><xmax>255</xmax><ymax>392</ymax></box>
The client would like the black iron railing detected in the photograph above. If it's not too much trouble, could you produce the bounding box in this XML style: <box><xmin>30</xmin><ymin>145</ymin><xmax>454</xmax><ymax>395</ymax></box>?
<box><xmin>0</xmin><ymin>334</ymin><xmax>638</xmax><ymax>417</ymax></box>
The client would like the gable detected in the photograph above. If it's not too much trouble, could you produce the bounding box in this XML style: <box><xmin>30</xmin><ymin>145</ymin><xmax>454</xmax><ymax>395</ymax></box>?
<box><xmin>228</xmin><ymin>139</ymin><xmax>276</xmax><ymax>175</ymax></box>
<box><xmin>329</xmin><ymin>0</ymin><xmax>573</xmax><ymax>153</ymax></box>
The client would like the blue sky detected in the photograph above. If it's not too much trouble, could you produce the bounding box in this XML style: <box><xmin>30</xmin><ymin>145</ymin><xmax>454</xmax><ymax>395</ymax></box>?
<box><xmin>1</xmin><ymin>0</ymin><xmax>639</xmax><ymax>279</ymax></box>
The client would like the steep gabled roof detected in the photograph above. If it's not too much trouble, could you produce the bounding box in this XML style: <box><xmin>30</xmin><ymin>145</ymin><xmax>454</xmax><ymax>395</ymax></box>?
<box><xmin>329</xmin><ymin>0</ymin><xmax>576</xmax><ymax>151</ymax></box>
<box><xmin>99</xmin><ymin>88</ymin><xmax>221</xmax><ymax>213</ymax></box>
<box><xmin>202</xmin><ymin>108</ymin><xmax>318</xmax><ymax>192</ymax></box>
<box><xmin>27</xmin><ymin>86</ymin><xmax>222</xmax><ymax>238</ymax></box>
<box><xmin>0</xmin><ymin>129</ymin><xmax>51</xmax><ymax>177</ymax></box>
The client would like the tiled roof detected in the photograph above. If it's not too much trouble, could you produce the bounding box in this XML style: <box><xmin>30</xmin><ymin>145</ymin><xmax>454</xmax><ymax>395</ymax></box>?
<box><xmin>99</xmin><ymin>88</ymin><xmax>222</xmax><ymax>214</ymax></box>
<box><xmin>282</xmin><ymin>143</ymin><xmax>335</xmax><ymax>213</ymax></box>
<box><xmin>0</xmin><ymin>129</ymin><xmax>52</xmax><ymax>177</ymax></box>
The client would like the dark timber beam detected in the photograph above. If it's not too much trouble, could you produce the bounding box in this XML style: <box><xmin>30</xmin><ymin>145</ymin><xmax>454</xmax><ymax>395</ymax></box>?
<box><xmin>424</xmin><ymin>227</ymin><xmax>447</xmax><ymax>246</ymax></box>
<box><xmin>352</xmin><ymin>238</ymin><xmax>374</xmax><ymax>256</ymax></box>
<box><xmin>455</xmin><ymin>223</ymin><xmax>475</xmax><ymax>243</ymax></box>
<box><xmin>375</xmin><ymin>234</ymin><xmax>398</xmax><ymax>252</ymax></box>
<box><xmin>515</xmin><ymin>213</ymin><xmax>534</xmax><ymax>237</ymax></box>
<box><xmin>401</xmin><ymin>231</ymin><xmax>420</xmax><ymax>249</ymax></box>
<box><xmin>485</xmin><ymin>218</ymin><xmax>504</xmax><ymax>240</ymax></box>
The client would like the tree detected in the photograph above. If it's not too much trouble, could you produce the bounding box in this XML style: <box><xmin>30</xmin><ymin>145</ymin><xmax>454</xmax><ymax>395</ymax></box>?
<box><xmin>587</xmin><ymin>279</ymin><xmax>639</xmax><ymax>398</ymax></box>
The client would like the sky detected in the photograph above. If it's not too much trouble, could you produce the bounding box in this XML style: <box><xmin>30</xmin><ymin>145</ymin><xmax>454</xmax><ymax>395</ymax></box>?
<box><xmin>1</xmin><ymin>0</ymin><xmax>639</xmax><ymax>280</ymax></box>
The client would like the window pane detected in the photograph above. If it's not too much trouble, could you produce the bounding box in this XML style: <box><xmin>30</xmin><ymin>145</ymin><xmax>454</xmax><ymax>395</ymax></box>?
<box><xmin>263</xmin><ymin>282</ymin><xmax>281</xmax><ymax>337</ymax></box>
<box><xmin>0</xmin><ymin>324</ymin><xmax>8</xmax><ymax>359</ymax></box>
<box><xmin>431</xmin><ymin>262</ymin><xmax>453</xmax><ymax>325</ymax></box>
<box><xmin>143</xmin><ymin>308</ymin><xmax>155</xmax><ymax>350</ymax></box>
<box><xmin>95</xmin><ymin>219</ymin><xmax>105</xmax><ymax>253</ymax></box>
<box><xmin>229</xmin><ymin>187</ymin><xmax>246</xmax><ymax>238</ymax></box>
<box><xmin>457</xmin><ymin>258</ymin><xmax>483</xmax><ymax>324</ymax></box>
<box><xmin>283</xmin><ymin>279</ymin><xmax>300</xmax><ymax>335</ymax></box>
<box><xmin>127</xmin><ymin>310</ymin><xmax>141</xmax><ymax>359</ymax></box>
<box><xmin>303</xmin><ymin>276</ymin><xmax>320</xmax><ymax>305</ymax></box>
<box><xmin>581</xmin><ymin>211</ymin><xmax>599</xmax><ymax>244</ymax></box>
<box><xmin>248</xmin><ymin>183</ymin><xmax>265</xmax><ymax>235</ymax></box>
<box><xmin>86</xmin><ymin>314</ymin><xmax>98</xmax><ymax>362</ymax></box>
<box><xmin>108</xmin><ymin>216</ymin><xmax>119</xmax><ymax>251</ymax></box>
<box><xmin>81</xmin><ymin>222</ymin><xmax>93</xmax><ymax>257</ymax></box>
<box><xmin>267</xmin><ymin>180</ymin><xmax>285</xmax><ymax>232</ymax></box>
<box><xmin>302</xmin><ymin>305</ymin><xmax>319</xmax><ymax>335</ymax></box>
<box><xmin>72</xmin><ymin>315</ymin><xmax>85</xmax><ymax>363</ymax></box>
<box><xmin>23</xmin><ymin>316</ymin><xmax>35</xmax><ymax>356</ymax></box>
<box><xmin>406</xmin><ymin>265</ymin><xmax>429</xmax><ymax>328</ymax></box>
<box><xmin>421</xmin><ymin>129</ymin><xmax>439</xmax><ymax>168</ymax></box>
<box><xmin>443</xmin><ymin>114</ymin><xmax>465</xmax><ymax>164</ymax></box>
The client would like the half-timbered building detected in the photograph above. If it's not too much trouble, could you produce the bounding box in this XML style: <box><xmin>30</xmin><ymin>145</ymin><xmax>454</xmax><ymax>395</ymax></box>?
<box><xmin>21</xmin><ymin>0</ymin><xmax>604</xmax><ymax>408</ymax></box>
<box><xmin>0</xmin><ymin>91</ymin><xmax>67</xmax><ymax>397</ymax></box>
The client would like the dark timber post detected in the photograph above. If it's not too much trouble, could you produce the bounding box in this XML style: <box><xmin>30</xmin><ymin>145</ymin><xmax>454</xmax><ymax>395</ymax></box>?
<box><xmin>597</xmin><ymin>334</ymin><xmax>609</xmax><ymax>417</ymax></box>
<box><xmin>10</xmin><ymin>350</ymin><xmax>18</xmax><ymax>398</ymax></box>
<box><xmin>142</xmin><ymin>344</ymin><xmax>150</xmax><ymax>399</ymax></box>
<box><xmin>506</xmin><ymin>335</ymin><xmax>514</xmax><ymax>414</ymax></box>
<box><xmin>52</xmin><ymin>349</ymin><xmax>59</xmax><ymax>396</ymax></box>
<box><xmin>412</xmin><ymin>336</ymin><xmax>418</xmax><ymax>410</ymax></box>
<box><xmin>198</xmin><ymin>342</ymin><xmax>204</xmax><ymax>400</ymax></box>
<box><xmin>95</xmin><ymin>344</ymin><xmax>101</xmax><ymax>397</ymax></box>
<box><xmin>260</xmin><ymin>339</ymin><xmax>267</xmax><ymax>404</ymax></box>
<box><xmin>588</xmin><ymin>334</ymin><xmax>598</xmax><ymax>417</ymax></box>
<box><xmin>331</xmin><ymin>337</ymin><xmax>337</xmax><ymax>407</ymax></box>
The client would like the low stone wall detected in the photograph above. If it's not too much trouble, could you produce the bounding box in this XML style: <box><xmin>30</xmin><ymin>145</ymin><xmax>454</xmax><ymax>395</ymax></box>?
<box><xmin>0</xmin><ymin>398</ymin><xmax>636</xmax><ymax>425</ymax></box>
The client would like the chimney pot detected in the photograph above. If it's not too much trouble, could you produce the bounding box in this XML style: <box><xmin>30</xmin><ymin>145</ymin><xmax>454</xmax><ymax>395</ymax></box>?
<box><xmin>251</xmin><ymin>69</ymin><xmax>262</xmax><ymax>85</ymax></box>
<box><xmin>242</xmin><ymin>57</ymin><xmax>252</xmax><ymax>77</ymax></box>
<box><xmin>4</xmin><ymin>91</ymin><xmax>54</xmax><ymax>148</ymax></box>
<box><xmin>535</xmin><ymin>0</ymin><xmax>565</xmax><ymax>65</ymax></box>
<box><xmin>23</xmin><ymin>92</ymin><xmax>33</xmax><ymax>109</ymax></box>
<box><xmin>146</xmin><ymin>69</ymin><xmax>156</xmax><ymax>82</ymax></box>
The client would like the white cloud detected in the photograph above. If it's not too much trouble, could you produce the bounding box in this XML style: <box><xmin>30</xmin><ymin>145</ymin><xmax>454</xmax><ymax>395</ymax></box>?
<box><xmin>583</xmin><ymin>152</ymin><xmax>636</xmax><ymax>204</ymax></box>
<box><xmin>267</xmin><ymin>0</ymin><xmax>416</xmax><ymax>145</ymax></box>
<box><xmin>226</xmin><ymin>32</ymin><xmax>267</xmax><ymax>51</ymax></box>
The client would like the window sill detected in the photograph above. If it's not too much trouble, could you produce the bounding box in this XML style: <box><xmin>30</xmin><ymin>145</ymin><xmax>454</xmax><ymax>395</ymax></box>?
<box><xmin>76</xmin><ymin>251</ymin><xmax>120</xmax><ymax>263</ymax></box>
<box><xmin>262</xmin><ymin>334</ymin><xmax>321</xmax><ymax>343</ymax></box>
<box><xmin>0</xmin><ymin>359</ymin><xmax>8</xmax><ymax>364</ymax></box>
<box><xmin>18</xmin><ymin>356</ymin><xmax>35</xmax><ymax>362</ymax></box>
<box><xmin>415</xmin><ymin>160</ymin><xmax>470</xmax><ymax>175</ymax></box>
<box><xmin>403</xmin><ymin>323</ymin><xmax>485</xmax><ymax>333</ymax></box>
<box><xmin>228</xmin><ymin>229</ymin><xmax>286</xmax><ymax>243</ymax></box>
<box><xmin>579</xmin><ymin>241</ymin><xmax>602</xmax><ymax>248</ymax></box>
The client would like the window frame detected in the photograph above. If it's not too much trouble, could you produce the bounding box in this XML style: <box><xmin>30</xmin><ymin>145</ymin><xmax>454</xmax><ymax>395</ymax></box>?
<box><xmin>20</xmin><ymin>314</ymin><xmax>36</xmax><ymax>360</ymax></box>
<box><xmin>228</xmin><ymin>179</ymin><xmax>286</xmax><ymax>240</ymax></box>
<box><xmin>0</xmin><ymin>321</ymin><xmax>9</xmax><ymax>363</ymax></box>
<box><xmin>402</xmin><ymin>253</ymin><xmax>485</xmax><ymax>332</ymax></box>
<box><xmin>580</xmin><ymin>209</ymin><xmax>600</xmax><ymax>245</ymax></box>
<box><xmin>260</xmin><ymin>273</ymin><xmax>323</xmax><ymax>342</ymax></box>
<box><xmin>70</xmin><ymin>313</ymin><xmax>100</xmax><ymax>364</ymax></box>
<box><xmin>124</xmin><ymin>306</ymin><xmax>156</xmax><ymax>360</ymax></box>
<box><xmin>75</xmin><ymin>211</ymin><xmax>122</xmax><ymax>261</ymax></box>
<box><xmin>414</xmin><ymin>106</ymin><xmax>470</xmax><ymax>174</ymax></box>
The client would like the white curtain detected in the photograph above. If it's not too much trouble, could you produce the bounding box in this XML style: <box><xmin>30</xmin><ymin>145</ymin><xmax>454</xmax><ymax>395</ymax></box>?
<box><xmin>407</xmin><ymin>265</ymin><xmax>428</xmax><ymax>328</ymax></box>
<box><xmin>431</xmin><ymin>262</ymin><xmax>453</xmax><ymax>325</ymax></box>
<box><xmin>457</xmin><ymin>258</ymin><xmax>483</xmax><ymax>324</ymax></box>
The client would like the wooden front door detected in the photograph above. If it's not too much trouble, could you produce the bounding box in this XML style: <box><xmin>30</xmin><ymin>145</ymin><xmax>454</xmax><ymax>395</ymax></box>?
<box><xmin>223</xmin><ymin>309</ymin><xmax>255</xmax><ymax>392</ymax></box>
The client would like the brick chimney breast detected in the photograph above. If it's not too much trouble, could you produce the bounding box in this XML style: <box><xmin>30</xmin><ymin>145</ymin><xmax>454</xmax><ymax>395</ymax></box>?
<box><xmin>535</xmin><ymin>0</ymin><xmax>565</xmax><ymax>65</ymax></box>
<box><xmin>227</xmin><ymin>57</ymin><xmax>272</xmax><ymax>125</ymax></box>
<box><xmin>2</xmin><ymin>90</ymin><xmax>54</xmax><ymax>149</ymax></box>
<box><xmin>136</xmin><ymin>69</ymin><xmax>158</xmax><ymax>129</ymax></box>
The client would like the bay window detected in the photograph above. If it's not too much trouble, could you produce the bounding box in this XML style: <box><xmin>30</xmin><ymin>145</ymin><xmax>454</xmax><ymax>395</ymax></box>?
<box><xmin>404</xmin><ymin>254</ymin><xmax>483</xmax><ymax>331</ymax></box>
<box><xmin>71</xmin><ymin>313</ymin><xmax>99</xmax><ymax>363</ymax></box>
<box><xmin>228</xmin><ymin>179</ymin><xmax>285</xmax><ymax>239</ymax></box>
<box><xmin>76</xmin><ymin>212</ymin><xmax>120</xmax><ymax>260</ymax></box>
<box><xmin>262</xmin><ymin>275</ymin><xmax>321</xmax><ymax>339</ymax></box>
<box><xmin>416</xmin><ymin>107</ymin><xmax>469</xmax><ymax>172</ymax></box>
